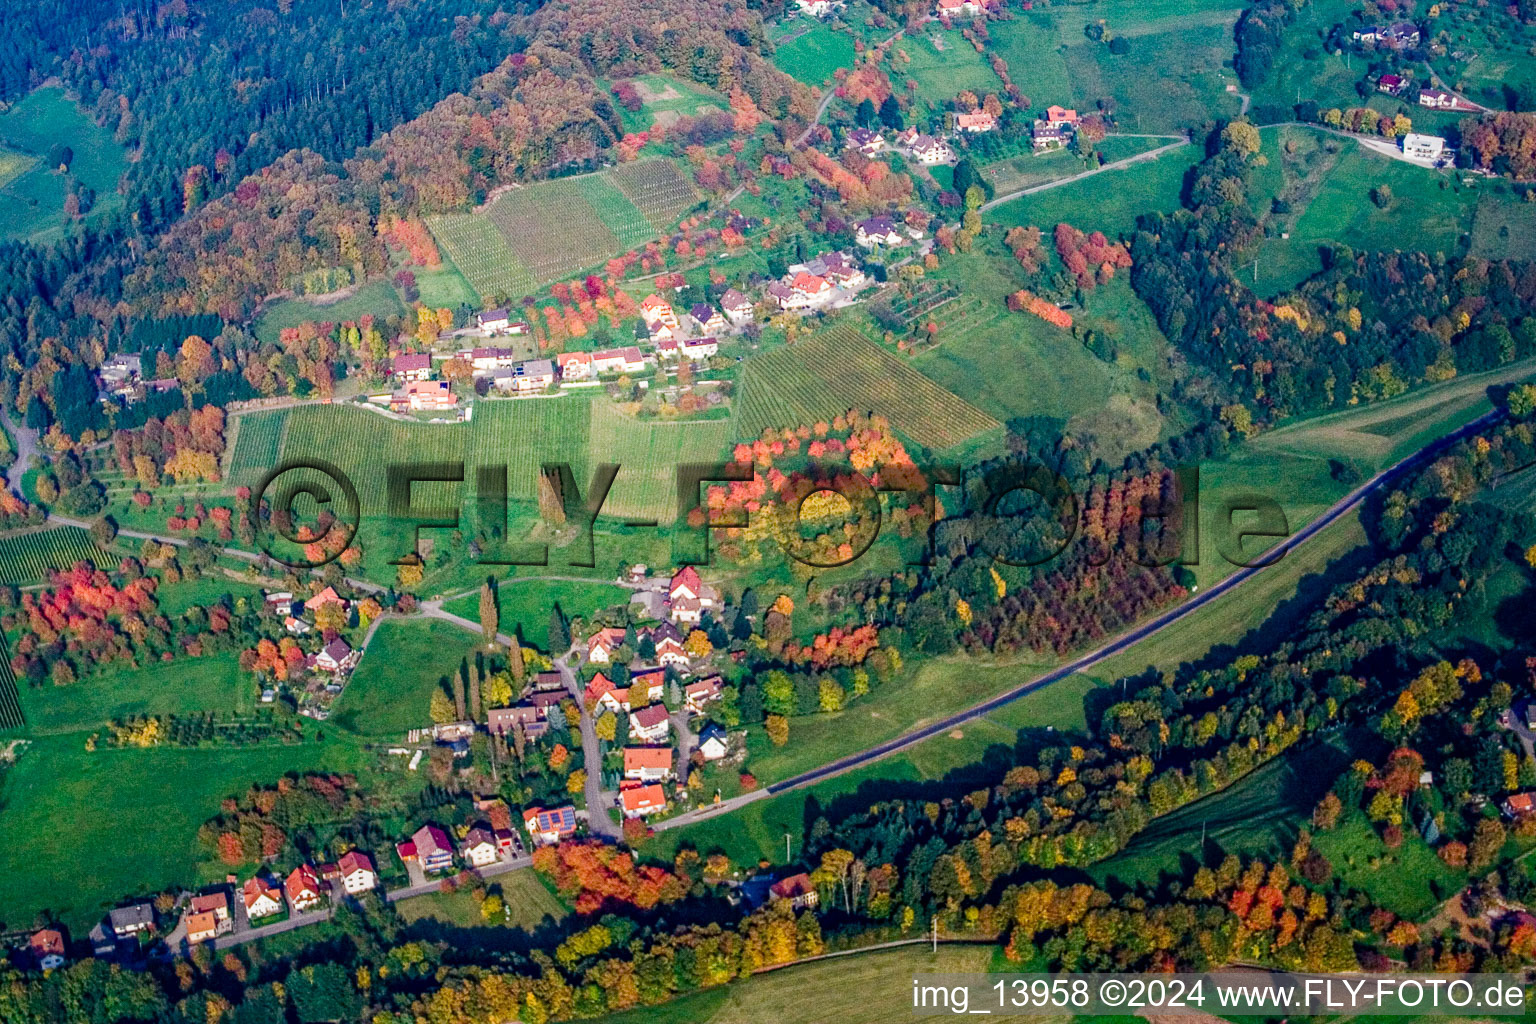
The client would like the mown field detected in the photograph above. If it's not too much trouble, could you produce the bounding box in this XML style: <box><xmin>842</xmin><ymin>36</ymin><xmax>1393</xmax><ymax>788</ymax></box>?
<box><xmin>442</xmin><ymin>578</ymin><xmax>629</xmax><ymax>649</ymax></box>
<box><xmin>427</xmin><ymin>160</ymin><xmax>698</xmax><ymax>302</ymax></box>
<box><xmin>330</xmin><ymin>618</ymin><xmax>485</xmax><ymax>736</ymax></box>
<box><xmin>0</xmin><ymin>525</ymin><xmax>101</xmax><ymax>584</ymax></box>
<box><xmin>252</xmin><ymin>279</ymin><xmax>406</xmax><ymax>346</ymax></box>
<box><xmin>0</xmin><ymin>87</ymin><xmax>127</xmax><ymax>243</ymax></box>
<box><xmin>395</xmin><ymin>869</ymin><xmax>568</xmax><ymax>933</ymax></box>
<box><xmin>770</xmin><ymin>19</ymin><xmax>858</xmax><ymax>87</ymax></box>
<box><xmin>735</xmin><ymin>323</ymin><xmax>1000</xmax><ymax>451</ymax></box>
<box><xmin>986</xmin><ymin>141</ymin><xmax>1202</xmax><ymax>238</ymax></box>
<box><xmin>611</xmin><ymin>73</ymin><xmax>726</xmax><ymax>137</ymax></box>
<box><xmin>982</xmin><ymin>135</ymin><xmax>1164</xmax><ymax>196</ymax></box>
<box><xmin>891</xmin><ymin>29</ymin><xmax>1001</xmax><ymax>111</ymax></box>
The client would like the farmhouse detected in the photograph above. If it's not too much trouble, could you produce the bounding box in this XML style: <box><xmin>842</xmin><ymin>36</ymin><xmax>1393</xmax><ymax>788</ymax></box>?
<box><xmin>845</xmin><ymin>127</ymin><xmax>886</xmax><ymax>156</ymax></box>
<box><xmin>1032</xmin><ymin>122</ymin><xmax>1066</xmax><ymax>150</ymax></box>
<box><xmin>690</xmin><ymin>303</ymin><xmax>727</xmax><ymax>333</ymax></box>
<box><xmin>487</xmin><ymin>704</ymin><xmax>549</xmax><ymax>739</ymax></box>
<box><xmin>335</xmin><ymin>850</ymin><xmax>377</xmax><ymax>894</ymax></box>
<box><xmin>391</xmin><ymin>379</ymin><xmax>458</xmax><ymax>412</ymax></box>
<box><xmin>1377</xmin><ymin>73</ymin><xmax>1405</xmax><ymax>95</ymax></box>
<box><xmin>478</xmin><ymin>309</ymin><xmax>512</xmax><ymax>333</ymax></box>
<box><xmin>629</xmin><ymin>703</ymin><xmax>672</xmax><ymax>743</ymax></box>
<box><xmin>523</xmin><ymin>805</ymin><xmax>578</xmax><ymax>846</ymax></box>
<box><xmin>1401</xmin><ymin>132</ymin><xmax>1446</xmax><ymax>162</ymax></box>
<box><xmin>955</xmin><ymin>111</ymin><xmax>996</xmax><ymax>133</ymax></box>
<box><xmin>649</xmin><ymin>623</ymin><xmax>689</xmax><ymax>667</ymax></box>
<box><xmin>462</xmin><ymin>827</ymin><xmax>500</xmax><ymax>867</ymax></box>
<box><xmin>587</xmin><ymin>626</ymin><xmax>626</xmax><ymax>663</ymax></box>
<box><xmin>1505</xmin><ymin>792</ymin><xmax>1536</xmax><ymax>818</ymax></box>
<box><xmin>391</xmin><ymin>353</ymin><xmax>434</xmax><ymax>382</ymax></box>
<box><xmin>557</xmin><ymin>351</ymin><xmax>593</xmax><ymax>380</ymax></box>
<box><xmin>684</xmin><ymin>675</ymin><xmax>725</xmax><ymax>714</ymax></box>
<box><xmin>855</xmin><ymin>215</ymin><xmax>906</xmax><ymax>248</ymax></box>
<box><xmin>905</xmin><ymin>133</ymin><xmax>954</xmax><ymax>165</ymax></box>
<box><xmin>285</xmin><ymin>864</ymin><xmax>325</xmax><ymax>912</ymax></box>
<box><xmin>719</xmin><ymin>289</ymin><xmax>754</xmax><ymax>323</ymax></box>
<box><xmin>620</xmin><ymin>782</ymin><xmax>668</xmax><ymax>818</ymax></box>
<box><xmin>669</xmin><ymin>565</ymin><xmax>720</xmax><ymax>624</ymax></box>
<box><xmin>584</xmin><ymin>672</ymin><xmax>630</xmax><ymax>713</ymax></box>
<box><xmin>242</xmin><ymin>878</ymin><xmax>283</xmax><ymax>921</ymax></box>
<box><xmin>769</xmin><ymin>872</ymin><xmax>820</xmax><ymax>910</ymax></box>
<box><xmin>29</xmin><ymin>929</ymin><xmax>66</xmax><ymax>970</ymax></box>
<box><xmin>624</xmin><ymin>745</ymin><xmax>676</xmax><ymax>782</ymax></box>
<box><xmin>590</xmin><ymin>346</ymin><xmax>647</xmax><ymax>374</ymax></box>
<box><xmin>698</xmin><ymin>721</ymin><xmax>730</xmax><ymax>760</ymax></box>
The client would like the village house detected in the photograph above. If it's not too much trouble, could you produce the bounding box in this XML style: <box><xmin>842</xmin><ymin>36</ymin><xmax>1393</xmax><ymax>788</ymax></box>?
<box><xmin>1032</xmin><ymin>121</ymin><xmax>1066</xmax><ymax>150</ymax></box>
<box><xmin>305</xmin><ymin>586</ymin><xmax>348</xmax><ymax>614</ymax></box>
<box><xmin>391</xmin><ymin>352</ymin><xmax>434</xmax><ymax>383</ymax></box>
<box><xmin>587</xmin><ymin>626</ymin><xmax>626</xmax><ymax>663</ymax></box>
<box><xmin>629</xmin><ymin>667</ymin><xmax>668</xmax><ymax>706</ymax></box>
<box><xmin>855</xmin><ymin>215</ymin><xmax>910</xmax><ymax>249</ymax></box>
<box><xmin>335</xmin><ymin>850</ymin><xmax>377</xmax><ymax>894</ymax></box>
<box><xmin>1043</xmin><ymin>105</ymin><xmax>1080</xmax><ymax>127</ymax></box>
<box><xmin>629</xmin><ymin>703</ymin><xmax>672</xmax><ymax>743</ymax></box>
<box><xmin>1504</xmin><ymin>792</ymin><xmax>1536</xmax><ymax>818</ymax></box>
<box><xmin>108</xmin><ymin>904</ymin><xmax>155</xmax><ymax>939</ymax></box>
<box><xmin>770</xmin><ymin>872</ymin><xmax>820</xmax><ymax>910</ymax></box>
<box><xmin>284</xmin><ymin>615</ymin><xmax>311</xmax><ymax>635</ymax></box>
<box><xmin>487</xmin><ymin>703</ymin><xmax>549</xmax><ymax>739</ymax></box>
<box><xmin>719</xmin><ymin>289</ymin><xmax>754</xmax><ymax>324</ymax></box>
<box><xmin>800</xmin><ymin>250</ymin><xmax>866</xmax><ymax>290</ymax></box>
<box><xmin>400</xmin><ymin>824</ymin><xmax>455</xmax><ymax>874</ymax></box>
<box><xmin>684</xmin><ymin>675</ymin><xmax>725</xmax><ymax>714</ymax></box>
<box><xmin>649</xmin><ymin>623</ymin><xmax>689</xmax><ymax>667</ymax></box>
<box><xmin>97</xmin><ymin>353</ymin><xmax>143</xmax><ymax>397</ymax></box>
<box><xmin>679</xmin><ymin>336</ymin><xmax>719</xmax><ymax>360</ymax></box>
<box><xmin>285</xmin><ymin>865</ymin><xmax>325</xmax><ymax>913</ymax></box>
<box><xmin>1418</xmin><ymin>88</ymin><xmax>1460</xmax><ymax>109</ymax></box>
<box><xmin>458</xmin><ymin>346</ymin><xmax>519</xmax><ymax>374</ymax></box>
<box><xmin>29</xmin><ymin>929</ymin><xmax>66</xmax><ymax>970</ymax></box>
<box><xmin>698</xmin><ymin>721</ymin><xmax>730</xmax><ymax>761</ymax></box>
<box><xmin>584</xmin><ymin>672</ymin><xmax>630</xmax><ymax>713</ymax></box>
<box><xmin>533</xmin><ymin>670</ymin><xmax>565</xmax><ymax>691</ymax></box>
<box><xmin>955</xmin><ymin>111</ymin><xmax>996</xmax><ymax>133</ymax></box>
<box><xmin>624</xmin><ymin>745</ymin><xmax>675</xmax><ymax>782</ymax></box>
<box><xmin>524</xmin><ymin>805</ymin><xmax>579</xmax><ymax>846</ymax></box>
<box><xmin>648</xmin><ymin>319</ymin><xmax>677</xmax><ymax>344</ymax></box>
<box><xmin>795</xmin><ymin>0</ymin><xmax>836</xmax><ymax>15</ymax></box>
<box><xmin>642</xmin><ymin>294</ymin><xmax>680</xmax><ymax>330</ymax></box>
<box><xmin>620</xmin><ymin>782</ymin><xmax>669</xmax><ymax>818</ymax></box>
<box><xmin>845</xmin><ymin>127</ymin><xmax>886</xmax><ymax>157</ymax></box>
<box><xmin>491</xmin><ymin>358</ymin><xmax>555</xmax><ymax>393</ymax></box>
<box><xmin>690</xmin><ymin>303</ymin><xmax>728</xmax><ymax>333</ymax></box>
<box><xmin>462</xmin><ymin>827</ymin><xmax>500</xmax><ymax>867</ymax></box>
<box><xmin>241</xmin><ymin>878</ymin><xmax>283</xmax><ymax>921</ymax></box>
<box><xmin>590</xmin><ymin>346</ymin><xmax>647</xmax><ymax>375</ymax></box>
<box><xmin>185</xmin><ymin>911</ymin><xmax>221</xmax><ymax>945</ymax></box>
<box><xmin>669</xmin><ymin>565</ymin><xmax>720</xmax><ymax>624</ymax></box>
<box><xmin>311</xmin><ymin>637</ymin><xmax>359</xmax><ymax>675</ymax></box>
<box><xmin>556</xmin><ymin>351</ymin><xmax>593</xmax><ymax>380</ymax></box>
<box><xmin>189</xmin><ymin>892</ymin><xmax>232</xmax><ymax>935</ymax></box>
<box><xmin>935</xmin><ymin>0</ymin><xmax>982</xmax><ymax>17</ymax></box>
<box><xmin>1377</xmin><ymin>73</ymin><xmax>1405</xmax><ymax>95</ymax></box>
<box><xmin>1401</xmin><ymin>132</ymin><xmax>1446</xmax><ymax>162</ymax></box>
<box><xmin>905</xmin><ymin>133</ymin><xmax>955</xmax><ymax>165</ymax></box>
<box><xmin>478</xmin><ymin>309</ymin><xmax>512</xmax><ymax>333</ymax></box>
<box><xmin>391</xmin><ymin>379</ymin><xmax>458</xmax><ymax>413</ymax></box>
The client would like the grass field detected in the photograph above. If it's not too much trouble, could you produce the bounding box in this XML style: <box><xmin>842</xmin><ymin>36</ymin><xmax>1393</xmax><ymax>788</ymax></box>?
<box><xmin>1313</xmin><ymin>813</ymin><xmax>1466</xmax><ymax>921</ymax></box>
<box><xmin>982</xmin><ymin>136</ymin><xmax>1163</xmax><ymax>195</ymax></box>
<box><xmin>0</xmin><ymin>732</ymin><xmax>369</xmax><ymax>934</ymax></box>
<box><xmin>412</xmin><ymin>262</ymin><xmax>482</xmax><ymax>309</ymax></box>
<box><xmin>0</xmin><ymin>526</ymin><xmax>101</xmax><ymax>584</ymax></box>
<box><xmin>1248</xmin><ymin>126</ymin><xmax>1478</xmax><ymax>296</ymax></box>
<box><xmin>0</xmin><ymin>87</ymin><xmax>127</xmax><ymax>244</ymax></box>
<box><xmin>443</xmin><ymin>578</ymin><xmax>628</xmax><ymax>648</ymax></box>
<box><xmin>894</xmin><ymin>29</ymin><xmax>1001</xmax><ymax>111</ymax></box>
<box><xmin>330</xmin><ymin>618</ymin><xmax>485</xmax><ymax>736</ymax></box>
<box><xmin>736</xmin><ymin>323</ymin><xmax>999</xmax><ymax>451</ymax></box>
<box><xmin>613</xmin><ymin>74</ymin><xmax>726</xmax><ymax>136</ymax></box>
<box><xmin>1470</xmin><ymin>187</ymin><xmax>1536</xmax><ymax>263</ymax></box>
<box><xmin>253</xmin><ymin>280</ymin><xmax>406</xmax><ymax>345</ymax></box>
<box><xmin>771</xmin><ymin>19</ymin><xmax>859</xmax><ymax>87</ymax></box>
<box><xmin>395</xmin><ymin>869</ymin><xmax>568</xmax><ymax>932</ymax></box>
<box><xmin>986</xmin><ymin>142</ymin><xmax>1202</xmax><ymax>239</ymax></box>
<box><xmin>17</xmin><ymin>653</ymin><xmax>252</xmax><ymax>736</ymax></box>
<box><xmin>595</xmin><ymin>944</ymin><xmax>1002</xmax><ymax>1024</ymax></box>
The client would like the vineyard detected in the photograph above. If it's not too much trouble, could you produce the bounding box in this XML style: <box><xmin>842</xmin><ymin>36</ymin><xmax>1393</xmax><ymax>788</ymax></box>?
<box><xmin>586</xmin><ymin>401</ymin><xmax>734</xmax><ymax>523</ymax></box>
<box><xmin>736</xmin><ymin>325</ymin><xmax>1000</xmax><ymax>450</ymax></box>
<box><xmin>426</xmin><ymin>160</ymin><xmax>697</xmax><ymax>302</ymax></box>
<box><xmin>469</xmin><ymin>397</ymin><xmax>593</xmax><ymax>510</ymax></box>
<box><xmin>227</xmin><ymin>408</ymin><xmax>290</xmax><ymax>489</ymax></box>
<box><xmin>276</xmin><ymin>404</ymin><xmax>470</xmax><ymax>515</ymax></box>
<box><xmin>0</xmin><ymin>526</ymin><xmax>101</xmax><ymax>585</ymax></box>
<box><xmin>0</xmin><ymin>634</ymin><xmax>21</xmax><ymax>730</ymax></box>
<box><xmin>425</xmin><ymin>213</ymin><xmax>534</xmax><ymax>302</ymax></box>
<box><xmin>608</xmin><ymin>159</ymin><xmax>701</xmax><ymax>230</ymax></box>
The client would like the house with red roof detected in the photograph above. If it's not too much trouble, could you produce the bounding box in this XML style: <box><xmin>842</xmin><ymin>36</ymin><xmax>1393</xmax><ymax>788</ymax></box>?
<box><xmin>668</xmin><ymin>566</ymin><xmax>719</xmax><ymax>626</ymax></box>
<box><xmin>403</xmin><ymin>824</ymin><xmax>455</xmax><ymax>873</ymax></box>
<box><xmin>641</xmin><ymin>294</ymin><xmax>680</xmax><ymax>330</ymax></box>
<box><xmin>285</xmin><ymin>865</ymin><xmax>325</xmax><ymax>913</ymax></box>
<box><xmin>684</xmin><ymin>675</ymin><xmax>725</xmax><ymax>714</ymax></box>
<box><xmin>770</xmin><ymin>872</ymin><xmax>820</xmax><ymax>910</ymax></box>
<box><xmin>336</xmin><ymin>851</ymin><xmax>377</xmax><ymax>894</ymax></box>
<box><xmin>584</xmin><ymin>671</ymin><xmax>630</xmax><ymax>713</ymax></box>
<box><xmin>30</xmin><ymin>929</ymin><xmax>66</xmax><ymax>970</ymax></box>
<box><xmin>620</xmin><ymin>782</ymin><xmax>669</xmax><ymax>818</ymax></box>
<box><xmin>587</xmin><ymin>626</ymin><xmax>626</xmax><ymax>663</ymax></box>
<box><xmin>629</xmin><ymin>703</ymin><xmax>672</xmax><ymax>743</ymax></box>
<box><xmin>242</xmin><ymin>877</ymin><xmax>283</xmax><ymax>921</ymax></box>
<box><xmin>629</xmin><ymin>667</ymin><xmax>667</xmax><ymax>705</ymax></box>
<box><xmin>624</xmin><ymin>745</ymin><xmax>675</xmax><ymax>782</ymax></box>
<box><xmin>935</xmin><ymin>0</ymin><xmax>982</xmax><ymax>15</ymax></box>
<box><xmin>1044</xmin><ymin>105</ymin><xmax>1080</xmax><ymax>127</ymax></box>
<box><xmin>185</xmin><ymin>911</ymin><xmax>221</xmax><ymax>944</ymax></box>
<box><xmin>391</xmin><ymin>379</ymin><xmax>458</xmax><ymax>413</ymax></box>
<box><xmin>304</xmin><ymin>586</ymin><xmax>347</xmax><ymax>612</ymax></box>
<box><xmin>590</xmin><ymin>346</ymin><xmax>647</xmax><ymax>374</ymax></box>
<box><xmin>955</xmin><ymin>111</ymin><xmax>996</xmax><ymax>133</ymax></box>
<box><xmin>557</xmin><ymin>351</ymin><xmax>593</xmax><ymax>380</ymax></box>
<box><xmin>391</xmin><ymin>352</ymin><xmax>433</xmax><ymax>382</ymax></box>
<box><xmin>523</xmin><ymin>805</ymin><xmax>578</xmax><ymax>846</ymax></box>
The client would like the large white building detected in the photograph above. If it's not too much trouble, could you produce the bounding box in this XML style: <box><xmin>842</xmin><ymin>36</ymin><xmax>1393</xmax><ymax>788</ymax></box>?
<box><xmin>1401</xmin><ymin>132</ymin><xmax>1446</xmax><ymax>163</ymax></box>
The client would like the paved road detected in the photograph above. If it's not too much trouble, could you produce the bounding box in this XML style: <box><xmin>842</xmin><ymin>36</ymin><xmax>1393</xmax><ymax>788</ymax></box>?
<box><xmin>555</xmin><ymin>650</ymin><xmax>621</xmax><ymax>839</ymax></box>
<box><xmin>794</xmin><ymin>25</ymin><xmax>906</xmax><ymax>146</ymax></box>
<box><xmin>653</xmin><ymin>407</ymin><xmax>1507</xmax><ymax>828</ymax></box>
<box><xmin>0</xmin><ymin>407</ymin><xmax>40</xmax><ymax>494</ymax></box>
<box><xmin>979</xmin><ymin>138</ymin><xmax>1189</xmax><ymax>212</ymax></box>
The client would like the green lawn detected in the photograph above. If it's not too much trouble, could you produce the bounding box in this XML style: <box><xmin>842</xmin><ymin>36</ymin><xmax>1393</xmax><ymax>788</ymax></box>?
<box><xmin>0</xmin><ymin>87</ymin><xmax>127</xmax><ymax>244</ymax></box>
<box><xmin>986</xmin><ymin>141</ymin><xmax>1201</xmax><ymax>238</ymax></box>
<box><xmin>892</xmin><ymin>29</ymin><xmax>1001</xmax><ymax>111</ymax></box>
<box><xmin>330</xmin><ymin>618</ymin><xmax>485</xmax><ymax>736</ymax></box>
<box><xmin>1470</xmin><ymin>186</ymin><xmax>1536</xmax><ymax>263</ymax></box>
<box><xmin>395</xmin><ymin>869</ymin><xmax>568</xmax><ymax>932</ymax></box>
<box><xmin>1312</xmin><ymin>813</ymin><xmax>1466</xmax><ymax>922</ymax></box>
<box><xmin>613</xmin><ymin>73</ymin><xmax>726</xmax><ymax>136</ymax></box>
<box><xmin>771</xmin><ymin>19</ymin><xmax>859</xmax><ymax>87</ymax></box>
<box><xmin>412</xmin><ymin>262</ymin><xmax>481</xmax><ymax>309</ymax></box>
<box><xmin>0</xmin><ymin>732</ymin><xmax>369</xmax><ymax>934</ymax></box>
<box><xmin>18</xmin><ymin>653</ymin><xmax>253</xmax><ymax>735</ymax></box>
<box><xmin>253</xmin><ymin>279</ymin><xmax>406</xmax><ymax>345</ymax></box>
<box><xmin>442</xmin><ymin>578</ymin><xmax>630</xmax><ymax>650</ymax></box>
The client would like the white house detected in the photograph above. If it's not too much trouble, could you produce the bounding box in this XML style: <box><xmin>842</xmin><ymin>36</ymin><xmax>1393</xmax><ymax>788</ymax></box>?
<box><xmin>680</xmin><ymin>337</ymin><xmax>719</xmax><ymax>360</ymax></box>
<box><xmin>621</xmin><ymin>783</ymin><xmax>669</xmax><ymax>818</ymax></box>
<box><xmin>335</xmin><ymin>851</ymin><xmax>377</xmax><ymax>894</ymax></box>
<box><xmin>935</xmin><ymin>0</ymin><xmax>982</xmax><ymax>16</ymax></box>
<box><xmin>478</xmin><ymin>309</ymin><xmax>512</xmax><ymax>333</ymax></box>
<box><xmin>461</xmin><ymin>828</ymin><xmax>500</xmax><ymax>867</ymax></box>
<box><xmin>955</xmin><ymin>111</ymin><xmax>996</xmax><ymax>133</ymax></box>
<box><xmin>1402</xmin><ymin>132</ymin><xmax>1446</xmax><ymax>162</ymax></box>
<box><xmin>906</xmin><ymin>134</ymin><xmax>955</xmax><ymax>165</ymax></box>
<box><xmin>698</xmin><ymin>721</ymin><xmax>730</xmax><ymax>761</ymax></box>
<box><xmin>719</xmin><ymin>289</ymin><xmax>754</xmax><ymax>324</ymax></box>
<box><xmin>557</xmin><ymin>351</ymin><xmax>592</xmax><ymax>380</ymax></box>
<box><xmin>242</xmin><ymin>878</ymin><xmax>283</xmax><ymax>921</ymax></box>
<box><xmin>624</xmin><ymin>745</ymin><xmax>675</xmax><ymax>782</ymax></box>
<box><xmin>629</xmin><ymin>703</ymin><xmax>672</xmax><ymax>744</ymax></box>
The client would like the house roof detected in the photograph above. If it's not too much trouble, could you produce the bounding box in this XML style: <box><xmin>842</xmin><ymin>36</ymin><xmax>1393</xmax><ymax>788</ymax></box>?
<box><xmin>1045</xmin><ymin>105</ymin><xmax>1079</xmax><ymax>122</ymax></box>
<box><xmin>858</xmin><ymin>215</ymin><xmax>899</xmax><ymax>235</ymax></box>
<box><xmin>1509</xmin><ymin>793</ymin><xmax>1536</xmax><ymax>814</ymax></box>
<box><xmin>285</xmin><ymin>864</ymin><xmax>322</xmax><ymax>901</ymax></box>
<box><xmin>242</xmin><ymin>877</ymin><xmax>280</xmax><ymax>910</ymax></box>
<box><xmin>321</xmin><ymin>637</ymin><xmax>352</xmax><ymax>663</ymax></box>
<box><xmin>524</xmin><ymin>805</ymin><xmax>578</xmax><ymax>834</ymax></box>
<box><xmin>625</xmin><ymin>746</ymin><xmax>674</xmax><ymax>772</ymax></box>
<box><xmin>516</xmin><ymin>358</ymin><xmax>554</xmax><ymax>376</ymax></box>
<box><xmin>671</xmin><ymin>565</ymin><xmax>702</xmax><ymax>596</ymax></box>
<box><xmin>685</xmin><ymin>677</ymin><xmax>724</xmax><ymax>701</ymax></box>
<box><xmin>190</xmin><ymin>892</ymin><xmax>228</xmax><ymax>915</ymax></box>
<box><xmin>412</xmin><ymin>824</ymin><xmax>452</xmax><ymax>856</ymax></box>
<box><xmin>186</xmin><ymin>911</ymin><xmax>219</xmax><ymax>936</ymax></box>
<box><xmin>1379</xmin><ymin>73</ymin><xmax>1404</xmax><ymax>87</ymax></box>
<box><xmin>584</xmin><ymin>671</ymin><xmax>621</xmax><ymax>704</ymax></box>
<box><xmin>956</xmin><ymin>111</ymin><xmax>994</xmax><ymax>129</ymax></box>
<box><xmin>338</xmin><ymin>850</ymin><xmax>374</xmax><ymax>876</ymax></box>
<box><xmin>771</xmin><ymin>872</ymin><xmax>816</xmax><ymax>899</ymax></box>
<box><xmin>30</xmin><ymin>929</ymin><xmax>65</xmax><ymax>956</ymax></box>
<box><xmin>699</xmin><ymin>721</ymin><xmax>728</xmax><ymax>745</ymax></box>
<box><xmin>304</xmin><ymin>586</ymin><xmax>344</xmax><ymax>609</ymax></box>
<box><xmin>588</xmin><ymin>626</ymin><xmax>626</xmax><ymax>651</ymax></box>
<box><xmin>463</xmin><ymin>827</ymin><xmax>498</xmax><ymax>851</ymax></box>
<box><xmin>621</xmin><ymin>783</ymin><xmax>667</xmax><ymax>812</ymax></box>
<box><xmin>108</xmin><ymin>904</ymin><xmax>154</xmax><ymax>930</ymax></box>
<box><xmin>557</xmin><ymin>350</ymin><xmax>591</xmax><ymax>366</ymax></box>
<box><xmin>631</xmin><ymin>703</ymin><xmax>670</xmax><ymax>729</ymax></box>
<box><xmin>641</xmin><ymin>294</ymin><xmax>672</xmax><ymax>312</ymax></box>
<box><xmin>392</xmin><ymin>353</ymin><xmax>432</xmax><ymax>373</ymax></box>
<box><xmin>479</xmin><ymin>308</ymin><xmax>510</xmax><ymax>322</ymax></box>
<box><xmin>720</xmin><ymin>288</ymin><xmax>751</xmax><ymax>310</ymax></box>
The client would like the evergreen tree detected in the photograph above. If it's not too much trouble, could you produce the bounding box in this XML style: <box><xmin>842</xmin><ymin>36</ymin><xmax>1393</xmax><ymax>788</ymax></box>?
<box><xmin>855</xmin><ymin>98</ymin><xmax>876</xmax><ymax>127</ymax></box>
<box><xmin>479</xmin><ymin>580</ymin><xmax>499</xmax><ymax>645</ymax></box>
<box><xmin>879</xmin><ymin>94</ymin><xmax>904</xmax><ymax>130</ymax></box>
<box><xmin>550</xmin><ymin>604</ymin><xmax>571</xmax><ymax>652</ymax></box>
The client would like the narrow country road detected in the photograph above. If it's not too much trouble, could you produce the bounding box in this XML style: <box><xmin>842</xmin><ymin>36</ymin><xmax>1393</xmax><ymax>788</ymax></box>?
<box><xmin>0</xmin><ymin>406</ymin><xmax>40</xmax><ymax>494</ymax></box>
<box><xmin>555</xmin><ymin>650</ymin><xmax>621</xmax><ymax>839</ymax></box>
<box><xmin>652</xmin><ymin>406</ymin><xmax>1507</xmax><ymax>830</ymax></box>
